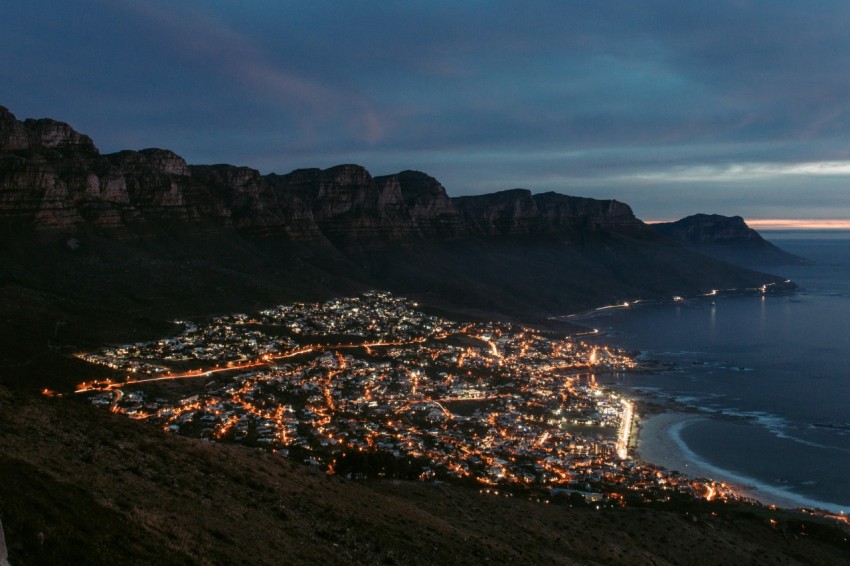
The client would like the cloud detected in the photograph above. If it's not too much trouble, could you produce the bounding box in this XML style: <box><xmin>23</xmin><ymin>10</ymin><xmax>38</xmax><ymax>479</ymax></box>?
<box><xmin>111</xmin><ymin>0</ymin><xmax>386</xmax><ymax>144</ymax></box>
<box><xmin>629</xmin><ymin>161</ymin><xmax>850</xmax><ymax>183</ymax></box>
<box><xmin>5</xmin><ymin>1</ymin><xmax>850</xmax><ymax>220</ymax></box>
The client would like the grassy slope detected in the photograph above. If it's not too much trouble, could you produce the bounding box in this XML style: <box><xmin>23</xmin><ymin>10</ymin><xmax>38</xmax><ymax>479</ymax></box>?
<box><xmin>1</xmin><ymin>387</ymin><xmax>848</xmax><ymax>565</ymax></box>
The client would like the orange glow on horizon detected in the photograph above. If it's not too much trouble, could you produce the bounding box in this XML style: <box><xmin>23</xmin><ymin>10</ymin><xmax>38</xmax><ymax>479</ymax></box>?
<box><xmin>646</xmin><ymin>218</ymin><xmax>850</xmax><ymax>230</ymax></box>
<box><xmin>744</xmin><ymin>219</ymin><xmax>850</xmax><ymax>230</ymax></box>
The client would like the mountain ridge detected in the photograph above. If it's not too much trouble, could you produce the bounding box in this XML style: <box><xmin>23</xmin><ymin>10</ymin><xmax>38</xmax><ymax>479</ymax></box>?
<box><xmin>0</xmin><ymin>105</ymin><xmax>793</xmax><ymax>390</ymax></box>
<box><xmin>2</xmin><ymin>105</ymin><xmax>646</xmax><ymax>246</ymax></box>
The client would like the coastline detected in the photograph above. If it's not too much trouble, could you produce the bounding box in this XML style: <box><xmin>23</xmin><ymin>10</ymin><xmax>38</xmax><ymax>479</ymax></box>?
<box><xmin>633</xmin><ymin>409</ymin><xmax>847</xmax><ymax>514</ymax></box>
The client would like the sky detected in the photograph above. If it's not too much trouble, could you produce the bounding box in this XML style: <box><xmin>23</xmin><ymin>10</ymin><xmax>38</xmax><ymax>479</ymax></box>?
<box><xmin>3</xmin><ymin>1</ymin><xmax>850</xmax><ymax>223</ymax></box>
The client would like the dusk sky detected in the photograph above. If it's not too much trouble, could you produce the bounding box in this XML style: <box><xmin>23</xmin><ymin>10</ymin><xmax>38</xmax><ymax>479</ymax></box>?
<box><xmin>4</xmin><ymin>1</ymin><xmax>850</xmax><ymax>223</ymax></box>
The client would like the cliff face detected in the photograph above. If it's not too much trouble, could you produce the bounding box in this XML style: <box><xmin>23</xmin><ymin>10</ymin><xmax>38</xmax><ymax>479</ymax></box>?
<box><xmin>0</xmin><ymin>105</ymin><xmax>797</xmax><ymax>388</ymax></box>
<box><xmin>452</xmin><ymin>189</ymin><xmax>647</xmax><ymax>239</ymax></box>
<box><xmin>191</xmin><ymin>165</ymin><xmax>321</xmax><ymax>240</ymax></box>
<box><xmin>267</xmin><ymin>165</ymin><xmax>420</xmax><ymax>244</ymax></box>
<box><xmin>0</xmin><ymin>107</ymin><xmax>232</xmax><ymax>233</ymax></box>
<box><xmin>1</xmin><ymin>106</ymin><xmax>97</xmax><ymax>154</ymax></box>
<box><xmin>652</xmin><ymin>214</ymin><xmax>808</xmax><ymax>266</ymax></box>
<box><xmin>379</xmin><ymin>170</ymin><xmax>466</xmax><ymax>239</ymax></box>
<box><xmin>534</xmin><ymin>192</ymin><xmax>643</xmax><ymax>232</ymax></box>
<box><xmin>454</xmin><ymin>189</ymin><xmax>540</xmax><ymax>237</ymax></box>
<box><xmin>0</xmin><ymin>106</ymin><xmax>644</xmax><ymax>246</ymax></box>
<box><xmin>0</xmin><ymin>147</ymin><xmax>230</xmax><ymax>233</ymax></box>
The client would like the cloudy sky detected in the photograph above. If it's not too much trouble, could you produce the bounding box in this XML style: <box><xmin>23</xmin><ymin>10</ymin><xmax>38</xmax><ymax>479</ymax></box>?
<box><xmin>3</xmin><ymin>1</ymin><xmax>850</xmax><ymax>223</ymax></box>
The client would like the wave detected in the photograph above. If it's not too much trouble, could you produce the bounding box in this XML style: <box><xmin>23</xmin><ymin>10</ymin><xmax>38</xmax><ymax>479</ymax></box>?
<box><xmin>643</xmin><ymin>389</ymin><xmax>850</xmax><ymax>453</ymax></box>
<box><xmin>667</xmin><ymin>420</ymin><xmax>849</xmax><ymax>514</ymax></box>
<box><xmin>650</xmin><ymin>350</ymin><xmax>706</xmax><ymax>357</ymax></box>
<box><xmin>716</xmin><ymin>409</ymin><xmax>850</xmax><ymax>453</ymax></box>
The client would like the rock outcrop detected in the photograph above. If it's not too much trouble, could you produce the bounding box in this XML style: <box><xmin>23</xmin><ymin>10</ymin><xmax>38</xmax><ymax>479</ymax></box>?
<box><xmin>0</xmin><ymin>106</ymin><xmax>28</xmax><ymax>151</ymax></box>
<box><xmin>1</xmin><ymin>106</ymin><xmax>97</xmax><ymax>155</ymax></box>
<box><xmin>380</xmin><ymin>170</ymin><xmax>466</xmax><ymax>239</ymax></box>
<box><xmin>191</xmin><ymin>165</ymin><xmax>321</xmax><ymax>239</ymax></box>
<box><xmin>267</xmin><ymin>164</ymin><xmax>420</xmax><ymax>244</ymax></box>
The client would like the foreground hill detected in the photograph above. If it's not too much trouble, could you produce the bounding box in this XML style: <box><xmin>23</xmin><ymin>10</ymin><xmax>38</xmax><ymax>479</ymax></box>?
<box><xmin>652</xmin><ymin>214</ymin><xmax>808</xmax><ymax>267</ymax></box>
<box><xmin>2</xmin><ymin>386</ymin><xmax>848</xmax><ymax>564</ymax></box>
<box><xmin>0</xmin><ymin>106</ymin><xmax>791</xmax><ymax>389</ymax></box>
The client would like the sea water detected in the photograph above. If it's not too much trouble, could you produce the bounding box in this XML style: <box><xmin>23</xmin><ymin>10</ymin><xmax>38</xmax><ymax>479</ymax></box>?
<box><xmin>586</xmin><ymin>232</ymin><xmax>850</xmax><ymax>512</ymax></box>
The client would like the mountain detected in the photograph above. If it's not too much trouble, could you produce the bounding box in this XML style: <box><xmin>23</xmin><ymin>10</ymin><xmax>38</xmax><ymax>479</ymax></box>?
<box><xmin>0</xmin><ymin>110</ymin><xmax>642</xmax><ymax>245</ymax></box>
<box><xmin>0</xmin><ymin>103</ymin><xmax>640</xmax><ymax>244</ymax></box>
<box><xmin>0</xmin><ymin>107</ymin><xmax>795</xmax><ymax>373</ymax></box>
<box><xmin>652</xmin><ymin>214</ymin><xmax>808</xmax><ymax>267</ymax></box>
<box><xmin>0</xmin><ymin>105</ymin><xmax>794</xmax><ymax>390</ymax></box>
<box><xmin>2</xmin><ymin>107</ymin><xmax>845</xmax><ymax>564</ymax></box>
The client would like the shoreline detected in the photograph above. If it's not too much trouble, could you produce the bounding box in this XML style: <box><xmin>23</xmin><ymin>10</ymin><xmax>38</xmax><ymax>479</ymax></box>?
<box><xmin>633</xmin><ymin>409</ymin><xmax>848</xmax><ymax>514</ymax></box>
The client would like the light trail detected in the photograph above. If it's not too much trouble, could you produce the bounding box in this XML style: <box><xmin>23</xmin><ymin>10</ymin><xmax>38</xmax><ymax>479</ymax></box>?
<box><xmin>109</xmin><ymin>388</ymin><xmax>124</xmax><ymax>413</ymax></box>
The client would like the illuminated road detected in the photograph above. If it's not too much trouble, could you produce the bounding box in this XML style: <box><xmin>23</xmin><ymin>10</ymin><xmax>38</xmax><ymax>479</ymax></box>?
<box><xmin>616</xmin><ymin>400</ymin><xmax>633</xmax><ymax>460</ymax></box>
<box><xmin>76</xmin><ymin>336</ymin><xmax>435</xmax><ymax>393</ymax></box>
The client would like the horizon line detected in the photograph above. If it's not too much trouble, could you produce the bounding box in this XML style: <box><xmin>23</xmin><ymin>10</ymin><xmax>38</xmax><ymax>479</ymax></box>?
<box><xmin>644</xmin><ymin>218</ymin><xmax>850</xmax><ymax>230</ymax></box>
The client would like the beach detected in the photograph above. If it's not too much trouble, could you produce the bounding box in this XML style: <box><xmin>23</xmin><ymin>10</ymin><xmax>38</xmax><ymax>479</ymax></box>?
<box><xmin>592</xmin><ymin>237</ymin><xmax>850</xmax><ymax>515</ymax></box>
<box><xmin>634</xmin><ymin>410</ymin><xmax>821</xmax><ymax>511</ymax></box>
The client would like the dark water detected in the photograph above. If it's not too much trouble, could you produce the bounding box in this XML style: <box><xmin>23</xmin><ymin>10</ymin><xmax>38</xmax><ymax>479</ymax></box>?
<box><xmin>586</xmin><ymin>233</ymin><xmax>850</xmax><ymax>512</ymax></box>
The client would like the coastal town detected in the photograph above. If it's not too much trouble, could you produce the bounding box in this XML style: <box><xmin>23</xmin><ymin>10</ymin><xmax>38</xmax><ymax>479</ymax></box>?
<box><xmin>75</xmin><ymin>291</ymin><xmax>737</xmax><ymax>506</ymax></box>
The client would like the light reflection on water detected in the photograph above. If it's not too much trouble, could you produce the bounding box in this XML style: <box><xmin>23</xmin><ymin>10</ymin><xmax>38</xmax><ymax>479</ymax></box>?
<box><xmin>589</xmin><ymin>236</ymin><xmax>850</xmax><ymax>510</ymax></box>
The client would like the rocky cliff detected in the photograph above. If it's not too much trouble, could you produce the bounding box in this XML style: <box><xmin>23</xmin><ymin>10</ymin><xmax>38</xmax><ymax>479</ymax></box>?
<box><xmin>0</xmin><ymin>106</ymin><xmax>649</xmax><ymax>246</ymax></box>
<box><xmin>0</xmin><ymin>106</ymin><xmax>795</xmax><ymax>380</ymax></box>
<box><xmin>452</xmin><ymin>189</ymin><xmax>647</xmax><ymax>240</ymax></box>
<box><xmin>262</xmin><ymin>165</ymin><xmax>461</xmax><ymax>244</ymax></box>
<box><xmin>652</xmin><ymin>214</ymin><xmax>808</xmax><ymax>266</ymax></box>
<box><xmin>0</xmin><ymin>107</ymin><xmax>235</xmax><ymax>234</ymax></box>
<box><xmin>0</xmin><ymin>106</ymin><xmax>97</xmax><ymax>154</ymax></box>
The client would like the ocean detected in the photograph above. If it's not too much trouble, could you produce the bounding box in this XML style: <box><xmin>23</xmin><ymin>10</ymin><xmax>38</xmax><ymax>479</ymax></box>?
<box><xmin>585</xmin><ymin>232</ymin><xmax>850</xmax><ymax>513</ymax></box>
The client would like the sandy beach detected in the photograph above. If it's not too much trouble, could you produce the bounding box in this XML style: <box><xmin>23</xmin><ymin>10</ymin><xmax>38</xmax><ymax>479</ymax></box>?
<box><xmin>634</xmin><ymin>410</ymin><xmax>817</xmax><ymax>511</ymax></box>
<box><xmin>635</xmin><ymin>411</ymin><xmax>713</xmax><ymax>479</ymax></box>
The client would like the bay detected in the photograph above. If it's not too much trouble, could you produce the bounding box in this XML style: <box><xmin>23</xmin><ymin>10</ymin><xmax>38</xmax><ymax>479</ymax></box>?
<box><xmin>585</xmin><ymin>233</ymin><xmax>850</xmax><ymax>513</ymax></box>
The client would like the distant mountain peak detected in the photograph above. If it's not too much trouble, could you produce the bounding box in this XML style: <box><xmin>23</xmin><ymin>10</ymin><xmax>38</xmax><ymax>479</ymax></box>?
<box><xmin>653</xmin><ymin>213</ymin><xmax>761</xmax><ymax>244</ymax></box>
<box><xmin>652</xmin><ymin>214</ymin><xmax>809</xmax><ymax>266</ymax></box>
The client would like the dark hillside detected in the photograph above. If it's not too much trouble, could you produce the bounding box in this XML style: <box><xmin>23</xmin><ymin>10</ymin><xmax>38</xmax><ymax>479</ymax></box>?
<box><xmin>1</xmin><ymin>387</ymin><xmax>847</xmax><ymax>565</ymax></box>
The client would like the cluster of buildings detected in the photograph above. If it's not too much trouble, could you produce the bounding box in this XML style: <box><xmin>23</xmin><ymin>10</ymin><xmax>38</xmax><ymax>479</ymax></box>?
<box><xmin>82</xmin><ymin>291</ymin><xmax>736</xmax><ymax>506</ymax></box>
<box><xmin>77</xmin><ymin>318</ymin><xmax>296</xmax><ymax>374</ymax></box>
